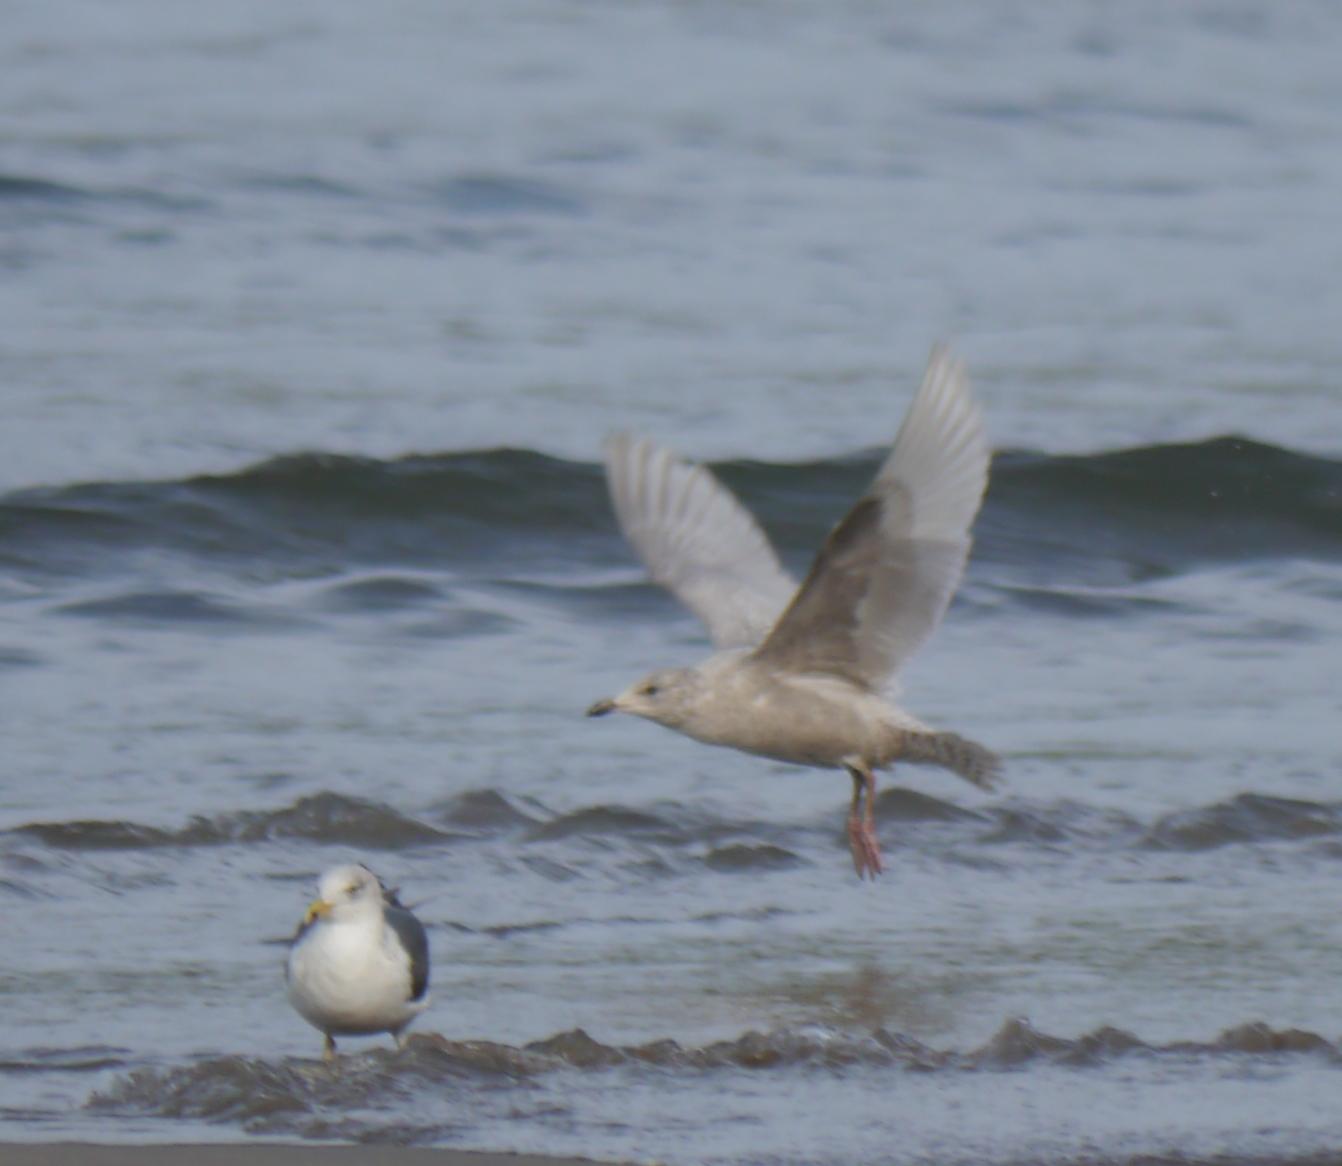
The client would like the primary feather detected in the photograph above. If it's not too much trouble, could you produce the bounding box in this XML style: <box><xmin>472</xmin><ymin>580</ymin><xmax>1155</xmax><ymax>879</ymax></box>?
<box><xmin>751</xmin><ymin>344</ymin><xmax>988</xmax><ymax>689</ymax></box>
<box><xmin>603</xmin><ymin>433</ymin><xmax>797</xmax><ymax>648</ymax></box>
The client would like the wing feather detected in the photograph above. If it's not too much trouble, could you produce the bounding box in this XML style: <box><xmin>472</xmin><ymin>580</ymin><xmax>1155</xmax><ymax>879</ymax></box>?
<box><xmin>750</xmin><ymin>345</ymin><xmax>989</xmax><ymax>687</ymax></box>
<box><xmin>603</xmin><ymin>434</ymin><xmax>797</xmax><ymax>648</ymax></box>
<box><xmin>384</xmin><ymin>906</ymin><xmax>430</xmax><ymax>1002</ymax></box>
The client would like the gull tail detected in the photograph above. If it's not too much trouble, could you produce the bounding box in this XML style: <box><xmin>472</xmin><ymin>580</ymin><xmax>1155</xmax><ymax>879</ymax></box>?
<box><xmin>897</xmin><ymin>730</ymin><xmax>1002</xmax><ymax>792</ymax></box>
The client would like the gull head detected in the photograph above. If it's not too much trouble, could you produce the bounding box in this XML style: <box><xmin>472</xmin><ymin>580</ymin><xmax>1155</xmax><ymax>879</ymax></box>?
<box><xmin>303</xmin><ymin>862</ymin><xmax>384</xmax><ymax>927</ymax></box>
<box><xmin>586</xmin><ymin>666</ymin><xmax>703</xmax><ymax>731</ymax></box>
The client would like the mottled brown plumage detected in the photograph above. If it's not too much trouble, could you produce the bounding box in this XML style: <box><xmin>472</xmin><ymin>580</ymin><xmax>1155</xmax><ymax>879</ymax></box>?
<box><xmin>589</xmin><ymin>346</ymin><xmax>1000</xmax><ymax>878</ymax></box>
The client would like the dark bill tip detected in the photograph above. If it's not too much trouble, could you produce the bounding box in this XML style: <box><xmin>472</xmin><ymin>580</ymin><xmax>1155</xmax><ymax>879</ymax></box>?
<box><xmin>586</xmin><ymin>698</ymin><xmax>616</xmax><ymax>718</ymax></box>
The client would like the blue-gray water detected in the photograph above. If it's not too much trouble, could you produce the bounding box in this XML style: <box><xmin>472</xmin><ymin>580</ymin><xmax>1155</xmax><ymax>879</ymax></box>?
<box><xmin>4</xmin><ymin>3</ymin><xmax>1342</xmax><ymax>1163</ymax></box>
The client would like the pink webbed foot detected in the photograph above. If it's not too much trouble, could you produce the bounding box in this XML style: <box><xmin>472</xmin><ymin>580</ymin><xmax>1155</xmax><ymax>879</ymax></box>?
<box><xmin>847</xmin><ymin>812</ymin><xmax>884</xmax><ymax>879</ymax></box>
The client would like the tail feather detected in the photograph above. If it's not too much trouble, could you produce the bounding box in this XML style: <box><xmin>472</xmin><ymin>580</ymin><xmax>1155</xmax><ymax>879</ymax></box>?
<box><xmin>896</xmin><ymin>730</ymin><xmax>1002</xmax><ymax>791</ymax></box>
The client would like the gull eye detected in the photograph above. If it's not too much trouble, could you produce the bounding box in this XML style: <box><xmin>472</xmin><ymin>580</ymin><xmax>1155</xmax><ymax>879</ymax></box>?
<box><xmin>641</xmin><ymin>683</ymin><xmax>660</xmax><ymax>697</ymax></box>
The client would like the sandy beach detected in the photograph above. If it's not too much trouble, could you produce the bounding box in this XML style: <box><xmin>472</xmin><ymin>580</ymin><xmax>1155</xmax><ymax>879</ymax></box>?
<box><xmin>0</xmin><ymin>1146</ymin><xmax>612</xmax><ymax>1166</ymax></box>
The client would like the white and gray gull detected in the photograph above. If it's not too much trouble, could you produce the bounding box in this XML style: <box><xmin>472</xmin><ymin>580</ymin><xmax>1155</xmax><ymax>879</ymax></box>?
<box><xmin>285</xmin><ymin>863</ymin><xmax>430</xmax><ymax>1060</ymax></box>
<box><xmin>587</xmin><ymin>345</ymin><xmax>1001</xmax><ymax>878</ymax></box>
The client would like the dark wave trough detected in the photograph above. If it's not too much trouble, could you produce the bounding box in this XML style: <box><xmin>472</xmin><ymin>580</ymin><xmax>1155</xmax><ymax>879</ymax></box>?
<box><xmin>2</xmin><ymin>437</ymin><xmax>1339</xmax><ymax>592</ymax></box>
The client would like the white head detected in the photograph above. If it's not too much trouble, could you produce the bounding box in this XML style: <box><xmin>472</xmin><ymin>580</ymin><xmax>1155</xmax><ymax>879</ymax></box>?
<box><xmin>586</xmin><ymin>665</ymin><xmax>704</xmax><ymax>731</ymax></box>
<box><xmin>303</xmin><ymin>863</ymin><xmax>384</xmax><ymax>927</ymax></box>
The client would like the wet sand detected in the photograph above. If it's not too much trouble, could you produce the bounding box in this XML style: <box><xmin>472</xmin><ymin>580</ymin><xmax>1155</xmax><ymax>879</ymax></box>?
<box><xmin>0</xmin><ymin>1146</ymin><xmax>613</xmax><ymax>1166</ymax></box>
<box><xmin>9</xmin><ymin>1143</ymin><xmax>1342</xmax><ymax>1166</ymax></box>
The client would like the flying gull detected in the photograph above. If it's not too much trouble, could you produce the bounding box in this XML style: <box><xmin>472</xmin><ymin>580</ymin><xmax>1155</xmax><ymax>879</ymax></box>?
<box><xmin>587</xmin><ymin>345</ymin><xmax>1000</xmax><ymax>878</ymax></box>
<box><xmin>286</xmin><ymin>863</ymin><xmax>430</xmax><ymax>1060</ymax></box>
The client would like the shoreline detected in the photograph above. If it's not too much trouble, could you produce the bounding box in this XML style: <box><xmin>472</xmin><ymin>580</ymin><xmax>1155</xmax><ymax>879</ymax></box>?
<box><xmin>0</xmin><ymin>1145</ymin><xmax>615</xmax><ymax>1166</ymax></box>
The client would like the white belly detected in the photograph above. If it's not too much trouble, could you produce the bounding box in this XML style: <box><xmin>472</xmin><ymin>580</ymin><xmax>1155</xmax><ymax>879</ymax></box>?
<box><xmin>286</xmin><ymin>921</ymin><xmax>425</xmax><ymax>1036</ymax></box>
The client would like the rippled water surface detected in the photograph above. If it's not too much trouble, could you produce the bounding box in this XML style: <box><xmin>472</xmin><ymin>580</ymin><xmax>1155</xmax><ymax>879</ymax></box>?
<box><xmin>4</xmin><ymin>3</ymin><xmax>1342</xmax><ymax>1163</ymax></box>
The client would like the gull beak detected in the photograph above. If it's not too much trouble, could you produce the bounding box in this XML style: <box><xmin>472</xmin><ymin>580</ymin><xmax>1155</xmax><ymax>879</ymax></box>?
<box><xmin>586</xmin><ymin>697</ymin><xmax>617</xmax><ymax>717</ymax></box>
<box><xmin>303</xmin><ymin>898</ymin><xmax>333</xmax><ymax>925</ymax></box>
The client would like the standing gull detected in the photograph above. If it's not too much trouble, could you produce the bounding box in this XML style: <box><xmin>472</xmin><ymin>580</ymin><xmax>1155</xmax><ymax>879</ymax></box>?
<box><xmin>286</xmin><ymin>863</ymin><xmax>430</xmax><ymax>1060</ymax></box>
<box><xmin>587</xmin><ymin>345</ymin><xmax>1000</xmax><ymax>878</ymax></box>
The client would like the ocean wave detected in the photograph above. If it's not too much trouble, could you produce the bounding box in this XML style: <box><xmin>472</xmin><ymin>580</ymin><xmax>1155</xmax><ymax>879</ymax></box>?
<box><xmin>982</xmin><ymin>436</ymin><xmax>1342</xmax><ymax>584</ymax></box>
<box><xmin>10</xmin><ymin>792</ymin><xmax>465</xmax><ymax>851</ymax></box>
<box><xmin>85</xmin><ymin>1017</ymin><xmax>1340</xmax><ymax>1139</ymax></box>
<box><xmin>10</xmin><ymin>789</ymin><xmax>1342</xmax><ymax>859</ymax></box>
<box><xmin>2</xmin><ymin>437</ymin><xmax>1338</xmax><ymax>590</ymax></box>
<box><xmin>4</xmin><ymin>789</ymin><xmax>788</xmax><ymax>860</ymax></box>
<box><xmin>1142</xmin><ymin>793</ymin><xmax>1342</xmax><ymax>851</ymax></box>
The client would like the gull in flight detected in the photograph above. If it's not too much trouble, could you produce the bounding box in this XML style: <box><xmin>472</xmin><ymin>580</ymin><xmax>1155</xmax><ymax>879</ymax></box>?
<box><xmin>587</xmin><ymin>345</ymin><xmax>1000</xmax><ymax>878</ymax></box>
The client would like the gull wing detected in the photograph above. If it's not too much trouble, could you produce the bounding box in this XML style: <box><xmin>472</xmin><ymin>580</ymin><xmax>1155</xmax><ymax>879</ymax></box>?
<box><xmin>603</xmin><ymin>433</ymin><xmax>798</xmax><ymax>649</ymax></box>
<box><xmin>749</xmin><ymin>345</ymin><xmax>989</xmax><ymax>688</ymax></box>
<box><xmin>384</xmin><ymin>905</ymin><xmax>430</xmax><ymax>1002</ymax></box>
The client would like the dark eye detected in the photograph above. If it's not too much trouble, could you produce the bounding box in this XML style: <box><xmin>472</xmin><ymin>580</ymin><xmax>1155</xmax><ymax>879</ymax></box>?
<box><xmin>345</xmin><ymin>884</ymin><xmax>359</xmax><ymax>897</ymax></box>
<box><xmin>641</xmin><ymin>683</ymin><xmax>660</xmax><ymax>697</ymax></box>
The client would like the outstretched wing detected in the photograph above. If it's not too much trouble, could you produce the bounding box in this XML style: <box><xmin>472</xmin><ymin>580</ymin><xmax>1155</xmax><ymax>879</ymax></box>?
<box><xmin>749</xmin><ymin>345</ymin><xmax>989</xmax><ymax>688</ymax></box>
<box><xmin>603</xmin><ymin>433</ymin><xmax>798</xmax><ymax>649</ymax></box>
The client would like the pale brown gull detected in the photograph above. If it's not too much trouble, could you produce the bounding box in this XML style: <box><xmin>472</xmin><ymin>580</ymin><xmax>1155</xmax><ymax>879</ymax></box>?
<box><xmin>587</xmin><ymin>345</ymin><xmax>1001</xmax><ymax>878</ymax></box>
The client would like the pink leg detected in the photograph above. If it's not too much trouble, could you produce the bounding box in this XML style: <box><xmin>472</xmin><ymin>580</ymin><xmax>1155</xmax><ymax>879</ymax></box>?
<box><xmin>845</xmin><ymin>763</ymin><xmax>883</xmax><ymax>879</ymax></box>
